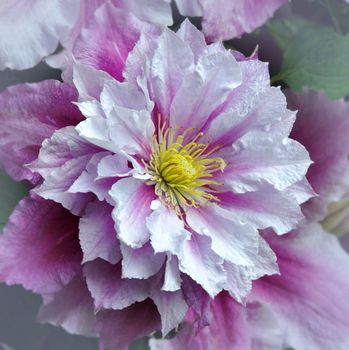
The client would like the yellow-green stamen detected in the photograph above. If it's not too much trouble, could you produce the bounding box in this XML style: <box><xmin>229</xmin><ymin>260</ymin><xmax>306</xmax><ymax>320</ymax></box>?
<box><xmin>145</xmin><ymin>121</ymin><xmax>226</xmax><ymax>215</ymax></box>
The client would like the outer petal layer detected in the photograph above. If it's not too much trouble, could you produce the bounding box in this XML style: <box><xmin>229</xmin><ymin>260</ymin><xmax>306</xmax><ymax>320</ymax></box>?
<box><xmin>38</xmin><ymin>274</ymin><xmax>96</xmax><ymax>337</ymax></box>
<box><xmin>150</xmin><ymin>293</ymin><xmax>283</xmax><ymax>350</ymax></box>
<box><xmin>0</xmin><ymin>196</ymin><xmax>81</xmax><ymax>294</ymax></box>
<box><xmin>253</xmin><ymin>224</ymin><xmax>349</xmax><ymax>350</ymax></box>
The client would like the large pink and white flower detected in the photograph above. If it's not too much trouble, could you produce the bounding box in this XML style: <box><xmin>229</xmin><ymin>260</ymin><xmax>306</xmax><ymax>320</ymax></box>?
<box><xmin>175</xmin><ymin>0</ymin><xmax>288</xmax><ymax>41</ymax></box>
<box><xmin>0</xmin><ymin>15</ymin><xmax>312</xmax><ymax>349</ymax></box>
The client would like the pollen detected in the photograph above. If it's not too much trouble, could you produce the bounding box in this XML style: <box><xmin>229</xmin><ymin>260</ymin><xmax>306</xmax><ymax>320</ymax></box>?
<box><xmin>144</xmin><ymin>120</ymin><xmax>226</xmax><ymax>215</ymax></box>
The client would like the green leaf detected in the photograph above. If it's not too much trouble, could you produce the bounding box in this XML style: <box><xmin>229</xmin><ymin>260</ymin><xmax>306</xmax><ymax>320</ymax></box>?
<box><xmin>269</xmin><ymin>19</ymin><xmax>349</xmax><ymax>99</ymax></box>
<box><xmin>267</xmin><ymin>18</ymin><xmax>309</xmax><ymax>52</ymax></box>
<box><xmin>0</xmin><ymin>171</ymin><xmax>28</xmax><ymax>231</ymax></box>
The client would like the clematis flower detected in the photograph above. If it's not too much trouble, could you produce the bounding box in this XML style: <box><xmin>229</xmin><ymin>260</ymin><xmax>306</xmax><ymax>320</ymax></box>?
<box><xmin>0</xmin><ymin>0</ymin><xmax>173</xmax><ymax>71</ymax></box>
<box><xmin>175</xmin><ymin>0</ymin><xmax>288</xmax><ymax>41</ymax></box>
<box><xmin>0</xmin><ymin>16</ymin><xmax>312</xmax><ymax>349</ymax></box>
<box><xmin>151</xmin><ymin>223</ymin><xmax>349</xmax><ymax>350</ymax></box>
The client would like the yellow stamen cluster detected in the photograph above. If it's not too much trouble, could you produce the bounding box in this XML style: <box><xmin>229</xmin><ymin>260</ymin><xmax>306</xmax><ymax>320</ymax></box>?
<box><xmin>145</xmin><ymin>123</ymin><xmax>226</xmax><ymax>215</ymax></box>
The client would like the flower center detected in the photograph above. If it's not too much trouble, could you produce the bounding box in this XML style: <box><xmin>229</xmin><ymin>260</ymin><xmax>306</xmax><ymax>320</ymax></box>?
<box><xmin>145</xmin><ymin>123</ymin><xmax>226</xmax><ymax>215</ymax></box>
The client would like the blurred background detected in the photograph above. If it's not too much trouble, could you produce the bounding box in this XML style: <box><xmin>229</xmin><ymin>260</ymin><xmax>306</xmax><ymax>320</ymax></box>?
<box><xmin>1</xmin><ymin>0</ymin><xmax>349</xmax><ymax>349</ymax></box>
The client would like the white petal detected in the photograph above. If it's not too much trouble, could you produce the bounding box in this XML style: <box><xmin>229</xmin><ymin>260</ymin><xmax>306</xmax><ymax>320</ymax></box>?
<box><xmin>162</xmin><ymin>255</ymin><xmax>182</xmax><ymax>292</ymax></box>
<box><xmin>151</xmin><ymin>290</ymin><xmax>188</xmax><ymax>336</ymax></box>
<box><xmin>178</xmin><ymin>234</ymin><xmax>226</xmax><ymax>298</ymax></box>
<box><xmin>109</xmin><ymin>177</ymin><xmax>155</xmax><ymax>248</ymax></box>
<box><xmin>147</xmin><ymin>204</ymin><xmax>190</xmax><ymax>255</ymax></box>
<box><xmin>120</xmin><ymin>242</ymin><xmax>165</xmax><ymax>279</ymax></box>
<box><xmin>186</xmin><ymin>204</ymin><xmax>259</xmax><ymax>266</ymax></box>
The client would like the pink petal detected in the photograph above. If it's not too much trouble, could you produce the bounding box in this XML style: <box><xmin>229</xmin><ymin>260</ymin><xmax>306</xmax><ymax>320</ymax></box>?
<box><xmin>198</xmin><ymin>0</ymin><xmax>288</xmax><ymax>41</ymax></box>
<box><xmin>150</xmin><ymin>292</ymin><xmax>250</xmax><ymax>350</ymax></box>
<box><xmin>0</xmin><ymin>81</ymin><xmax>82</xmax><ymax>184</ymax></box>
<box><xmin>201</xmin><ymin>75</ymin><xmax>286</xmax><ymax>147</ymax></box>
<box><xmin>79</xmin><ymin>200</ymin><xmax>121</xmax><ymax>264</ymax></box>
<box><xmin>47</xmin><ymin>0</ymin><xmax>173</xmax><ymax>80</ymax></box>
<box><xmin>0</xmin><ymin>196</ymin><xmax>81</xmax><ymax>294</ymax></box>
<box><xmin>175</xmin><ymin>0</ymin><xmax>203</xmax><ymax>16</ymax></box>
<box><xmin>253</xmin><ymin>224</ymin><xmax>349</xmax><ymax>350</ymax></box>
<box><xmin>38</xmin><ymin>274</ymin><xmax>96</xmax><ymax>337</ymax></box>
<box><xmin>115</xmin><ymin>0</ymin><xmax>173</xmax><ymax>26</ymax></box>
<box><xmin>83</xmin><ymin>259</ymin><xmax>152</xmax><ymax>310</ymax></box>
<box><xmin>162</xmin><ymin>256</ymin><xmax>182</xmax><ymax>292</ymax></box>
<box><xmin>69</xmin><ymin>152</ymin><xmax>117</xmax><ymax>203</ymax></box>
<box><xmin>288</xmin><ymin>90</ymin><xmax>349</xmax><ymax>220</ymax></box>
<box><xmin>176</xmin><ymin>19</ymin><xmax>206</xmax><ymax>62</ymax></box>
<box><xmin>73</xmin><ymin>3</ymin><xmax>158</xmax><ymax>80</ymax></box>
<box><xmin>147</xmin><ymin>203</ymin><xmax>190</xmax><ymax>256</ymax></box>
<box><xmin>96</xmin><ymin>299</ymin><xmax>160</xmax><ymax>350</ymax></box>
<box><xmin>151</xmin><ymin>296</ymin><xmax>283</xmax><ymax>350</ymax></box>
